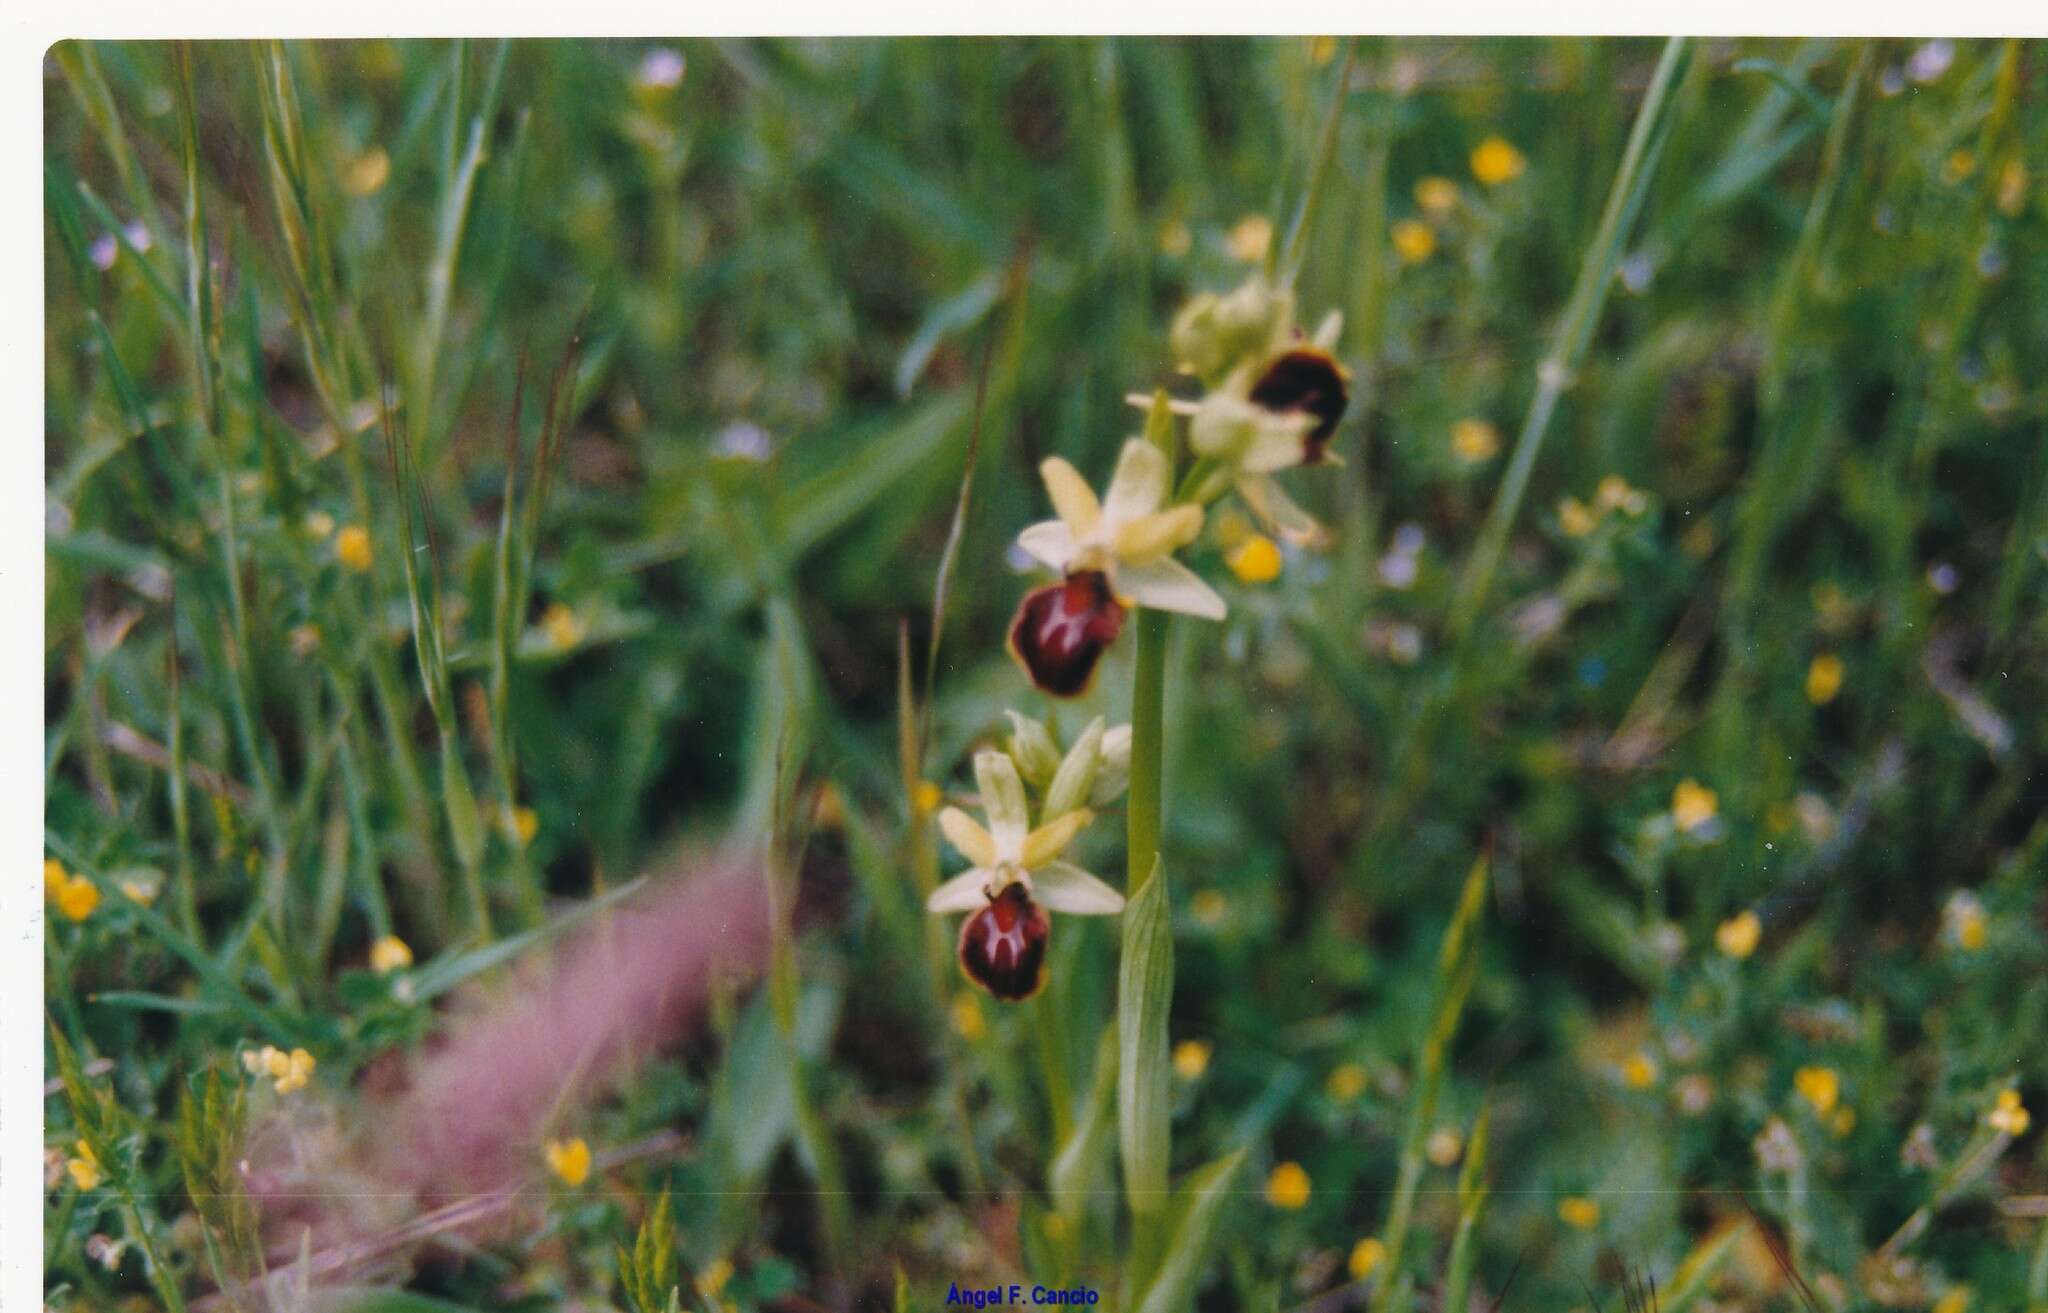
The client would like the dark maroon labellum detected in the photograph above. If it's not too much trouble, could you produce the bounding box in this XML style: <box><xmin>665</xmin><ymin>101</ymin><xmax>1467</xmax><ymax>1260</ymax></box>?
<box><xmin>1248</xmin><ymin>347</ymin><xmax>1349</xmax><ymax>461</ymax></box>
<box><xmin>957</xmin><ymin>883</ymin><xmax>1051</xmax><ymax>1001</ymax></box>
<box><xmin>1007</xmin><ymin>570</ymin><xmax>1126</xmax><ymax>698</ymax></box>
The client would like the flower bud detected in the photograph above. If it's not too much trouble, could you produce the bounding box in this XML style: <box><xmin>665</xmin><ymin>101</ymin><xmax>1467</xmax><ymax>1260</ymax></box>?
<box><xmin>1043</xmin><ymin>717</ymin><xmax>1105</xmax><ymax>820</ymax></box>
<box><xmin>1171</xmin><ymin>277</ymin><xmax>1290</xmax><ymax>383</ymax></box>
<box><xmin>1090</xmin><ymin>724</ymin><xmax>1133</xmax><ymax>807</ymax></box>
<box><xmin>1004</xmin><ymin>711</ymin><xmax>1062</xmax><ymax>788</ymax></box>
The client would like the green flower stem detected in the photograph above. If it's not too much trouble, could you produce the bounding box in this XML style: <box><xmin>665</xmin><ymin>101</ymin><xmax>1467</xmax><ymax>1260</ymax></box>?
<box><xmin>1126</xmin><ymin>609</ymin><xmax>1169</xmax><ymax>895</ymax></box>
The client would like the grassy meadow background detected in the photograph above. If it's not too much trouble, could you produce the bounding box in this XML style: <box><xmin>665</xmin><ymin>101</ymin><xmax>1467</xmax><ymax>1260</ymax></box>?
<box><xmin>42</xmin><ymin>36</ymin><xmax>2048</xmax><ymax>1313</ymax></box>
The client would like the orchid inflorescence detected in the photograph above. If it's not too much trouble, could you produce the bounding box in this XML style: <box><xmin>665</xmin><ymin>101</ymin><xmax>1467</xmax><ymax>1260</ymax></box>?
<box><xmin>933</xmin><ymin>273</ymin><xmax>1350</xmax><ymax>1000</ymax></box>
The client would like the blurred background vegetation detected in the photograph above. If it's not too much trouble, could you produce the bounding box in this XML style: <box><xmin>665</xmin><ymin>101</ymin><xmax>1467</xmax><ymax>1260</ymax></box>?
<box><xmin>43</xmin><ymin>35</ymin><xmax>2048</xmax><ymax>1313</ymax></box>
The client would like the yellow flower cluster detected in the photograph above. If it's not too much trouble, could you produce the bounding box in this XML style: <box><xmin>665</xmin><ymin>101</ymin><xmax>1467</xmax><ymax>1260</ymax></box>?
<box><xmin>1794</xmin><ymin>1065</ymin><xmax>1840</xmax><ymax>1116</ymax></box>
<box><xmin>1172</xmin><ymin>1039</ymin><xmax>1213</xmax><ymax>1080</ymax></box>
<box><xmin>1988</xmin><ymin>1088</ymin><xmax>2030</xmax><ymax>1136</ymax></box>
<box><xmin>1348</xmin><ymin>1236</ymin><xmax>1386</xmax><ymax>1280</ymax></box>
<box><xmin>336</xmin><ymin>524</ymin><xmax>373</xmax><ymax>572</ymax></box>
<box><xmin>1557</xmin><ymin>475</ymin><xmax>1648</xmax><ymax>538</ymax></box>
<box><xmin>243</xmin><ymin>1045</ymin><xmax>316</xmax><ymax>1094</ymax></box>
<box><xmin>1470</xmin><ymin>136</ymin><xmax>1526</xmax><ymax>186</ymax></box>
<box><xmin>1671</xmin><ymin>778</ymin><xmax>1719</xmax><ymax>833</ymax></box>
<box><xmin>545</xmin><ymin>1136</ymin><xmax>592</xmax><ymax>1186</ymax></box>
<box><xmin>45</xmin><ymin>859</ymin><xmax>100</xmax><ymax>923</ymax></box>
<box><xmin>1716</xmin><ymin>909</ymin><xmax>1761</xmax><ymax>958</ymax></box>
<box><xmin>1265</xmin><ymin>1160</ymin><xmax>1311</xmax><ymax>1209</ymax></box>
<box><xmin>67</xmin><ymin>1139</ymin><xmax>102</xmax><ymax>1191</ymax></box>
<box><xmin>1805</xmin><ymin>653</ymin><xmax>1845</xmax><ymax>705</ymax></box>
<box><xmin>1557</xmin><ymin>1196</ymin><xmax>1600</xmax><ymax>1229</ymax></box>
<box><xmin>369</xmin><ymin>935</ymin><xmax>413</xmax><ymax>973</ymax></box>
<box><xmin>1226</xmin><ymin>534</ymin><xmax>1283</xmax><ymax>585</ymax></box>
<box><xmin>1451</xmin><ymin>418</ymin><xmax>1500</xmax><ymax>464</ymax></box>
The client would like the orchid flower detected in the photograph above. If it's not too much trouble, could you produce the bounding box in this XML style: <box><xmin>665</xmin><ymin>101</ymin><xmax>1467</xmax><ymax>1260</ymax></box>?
<box><xmin>1008</xmin><ymin>438</ymin><xmax>1224</xmax><ymax>697</ymax></box>
<box><xmin>926</xmin><ymin>750</ymin><xmax>1125</xmax><ymax>999</ymax></box>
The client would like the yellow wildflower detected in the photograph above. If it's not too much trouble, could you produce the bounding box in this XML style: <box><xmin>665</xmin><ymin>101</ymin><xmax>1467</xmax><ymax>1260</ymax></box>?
<box><xmin>46</xmin><ymin>859</ymin><xmax>100</xmax><ymax>922</ymax></box>
<box><xmin>1594</xmin><ymin>474</ymin><xmax>1647</xmax><ymax>516</ymax></box>
<box><xmin>67</xmin><ymin>1140</ymin><xmax>103</xmax><ymax>1191</ymax></box>
<box><xmin>1805</xmin><ymin>653</ymin><xmax>1844</xmax><ymax>705</ymax></box>
<box><xmin>1425</xmin><ymin>1127</ymin><xmax>1463</xmax><ymax>1166</ymax></box>
<box><xmin>541</xmin><ymin>602</ymin><xmax>584</xmax><ymax>651</ymax></box>
<box><xmin>267</xmin><ymin>1047</ymin><xmax>316</xmax><ymax>1094</ymax></box>
<box><xmin>1470</xmin><ymin>136</ymin><xmax>1526</xmax><ymax>186</ymax></box>
<box><xmin>951</xmin><ymin>993</ymin><xmax>986</xmax><ymax>1042</ymax></box>
<box><xmin>1932</xmin><ymin>1289</ymin><xmax>1970</xmax><ymax>1313</ymax></box>
<box><xmin>1717</xmin><ymin>910</ymin><xmax>1762</xmax><ymax>959</ymax></box>
<box><xmin>1794</xmin><ymin>1066</ymin><xmax>1840</xmax><ymax>1117</ymax></box>
<box><xmin>1941</xmin><ymin>149</ymin><xmax>1976</xmax><ymax>185</ymax></box>
<box><xmin>1621</xmin><ymin>1051</ymin><xmax>1659</xmax><ymax>1090</ymax></box>
<box><xmin>335</xmin><ymin>525</ymin><xmax>373</xmax><ymax>572</ymax></box>
<box><xmin>1348</xmin><ymin>1236</ymin><xmax>1387</xmax><ymax>1280</ymax></box>
<box><xmin>1265</xmin><ymin>1161</ymin><xmax>1311</xmax><ymax>1209</ymax></box>
<box><xmin>369</xmin><ymin>935</ymin><xmax>413</xmax><ymax>974</ymax></box>
<box><xmin>1945</xmin><ymin>891</ymin><xmax>1987</xmax><ymax>951</ymax></box>
<box><xmin>1227</xmin><ymin>215</ymin><xmax>1273</xmax><ymax>263</ymax></box>
<box><xmin>1671</xmin><ymin>778</ymin><xmax>1718</xmax><ymax>834</ymax></box>
<box><xmin>509</xmin><ymin>805</ymin><xmax>540</xmax><ymax>847</ymax></box>
<box><xmin>1327</xmin><ymin>1062</ymin><xmax>1368</xmax><ymax>1102</ymax></box>
<box><xmin>1997</xmin><ymin>159</ymin><xmax>2027</xmax><ymax>215</ymax></box>
<box><xmin>1414</xmin><ymin>176</ymin><xmax>1460</xmax><ymax>215</ymax></box>
<box><xmin>912</xmin><ymin>780</ymin><xmax>943</xmax><ymax>816</ymax></box>
<box><xmin>1557</xmin><ymin>497</ymin><xmax>1597</xmax><ymax>538</ymax></box>
<box><xmin>544</xmin><ymin>1137</ymin><xmax>592</xmax><ymax>1186</ymax></box>
<box><xmin>1227</xmin><ymin>534</ymin><xmax>1284</xmax><ymax>585</ymax></box>
<box><xmin>1391</xmin><ymin>219</ymin><xmax>1436</xmax><ymax>264</ymax></box>
<box><xmin>344</xmin><ymin>147</ymin><xmax>391</xmax><ymax>197</ymax></box>
<box><xmin>1988</xmin><ymin>1088</ymin><xmax>2030</xmax><ymax>1136</ymax></box>
<box><xmin>1173</xmin><ymin>1039</ymin><xmax>1213</xmax><ymax>1080</ymax></box>
<box><xmin>1158</xmin><ymin>219</ymin><xmax>1192</xmax><ymax>257</ymax></box>
<box><xmin>1308</xmin><ymin>36</ymin><xmax>1338</xmax><ymax>66</ymax></box>
<box><xmin>1451</xmin><ymin>418</ymin><xmax>1500</xmax><ymax>463</ymax></box>
<box><xmin>1558</xmin><ymin>1196</ymin><xmax>1600</xmax><ymax>1230</ymax></box>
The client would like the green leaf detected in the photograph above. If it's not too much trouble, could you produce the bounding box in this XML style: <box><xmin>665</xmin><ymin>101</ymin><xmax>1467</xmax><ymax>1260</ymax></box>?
<box><xmin>1049</xmin><ymin>1021</ymin><xmax>1118</xmax><ymax>1207</ymax></box>
<box><xmin>1133</xmin><ymin>1148</ymin><xmax>1247</xmax><ymax>1313</ymax></box>
<box><xmin>894</xmin><ymin>270</ymin><xmax>1002</xmax><ymax>399</ymax></box>
<box><xmin>1118</xmin><ymin>855</ymin><xmax>1172</xmax><ymax>1216</ymax></box>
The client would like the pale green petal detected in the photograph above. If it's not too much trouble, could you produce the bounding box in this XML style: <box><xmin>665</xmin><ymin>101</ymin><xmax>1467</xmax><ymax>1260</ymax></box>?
<box><xmin>974</xmin><ymin>750</ymin><xmax>1030</xmax><ymax>852</ymax></box>
<box><xmin>1017</xmin><ymin>519</ymin><xmax>1077</xmax><ymax>573</ymax></box>
<box><xmin>938</xmin><ymin>806</ymin><xmax>998</xmax><ymax>869</ymax></box>
<box><xmin>1238</xmin><ymin>473</ymin><xmax>1327</xmax><ymax>548</ymax></box>
<box><xmin>1118</xmin><ymin>558</ymin><xmax>1226</xmax><ymax>621</ymax></box>
<box><xmin>1031</xmin><ymin>861</ymin><xmax>1126</xmax><ymax>915</ymax></box>
<box><xmin>1040</xmin><ymin>457</ymin><xmax>1101</xmax><ymax>537</ymax></box>
<box><xmin>1102</xmin><ymin>438</ymin><xmax>1168</xmax><ymax>525</ymax></box>
<box><xmin>1043</xmin><ymin>716</ymin><xmax>1105</xmax><ymax>820</ymax></box>
<box><xmin>926</xmin><ymin>867</ymin><xmax>994</xmax><ymax>914</ymax></box>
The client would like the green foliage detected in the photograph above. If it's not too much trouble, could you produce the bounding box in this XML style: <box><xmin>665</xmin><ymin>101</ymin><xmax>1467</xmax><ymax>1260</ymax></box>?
<box><xmin>42</xmin><ymin>34</ymin><xmax>2048</xmax><ymax>1313</ymax></box>
<box><xmin>617</xmin><ymin>1192</ymin><xmax>682</xmax><ymax>1313</ymax></box>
